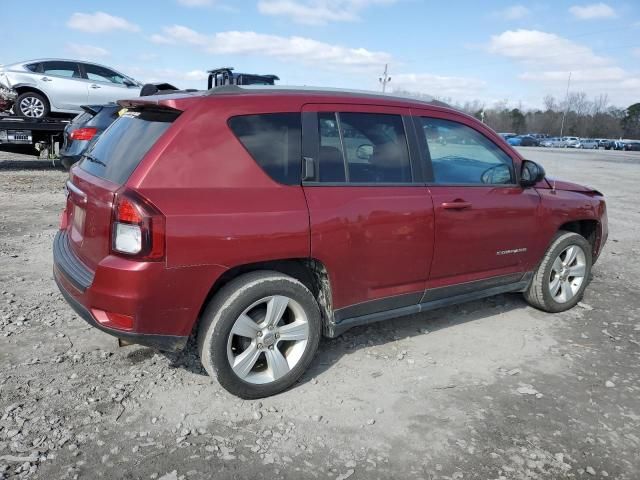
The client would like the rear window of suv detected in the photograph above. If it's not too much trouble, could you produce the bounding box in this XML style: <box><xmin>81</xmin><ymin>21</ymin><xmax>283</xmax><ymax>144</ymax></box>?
<box><xmin>80</xmin><ymin>109</ymin><xmax>179</xmax><ymax>185</ymax></box>
<box><xmin>228</xmin><ymin>113</ymin><xmax>301</xmax><ymax>185</ymax></box>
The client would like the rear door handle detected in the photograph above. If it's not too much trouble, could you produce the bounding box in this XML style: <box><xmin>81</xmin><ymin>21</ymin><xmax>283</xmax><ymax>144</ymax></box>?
<box><xmin>90</xmin><ymin>84</ymin><xmax>101</xmax><ymax>89</ymax></box>
<box><xmin>441</xmin><ymin>201</ymin><xmax>472</xmax><ymax>210</ymax></box>
<box><xmin>41</xmin><ymin>76</ymin><xmax>52</xmax><ymax>82</ymax></box>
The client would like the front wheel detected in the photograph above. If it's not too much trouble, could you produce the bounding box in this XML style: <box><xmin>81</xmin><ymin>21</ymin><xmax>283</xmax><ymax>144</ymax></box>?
<box><xmin>524</xmin><ymin>231</ymin><xmax>592</xmax><ymax>313</ymax></box>
<box><xmin>198</xmin><ymin>271</ymin><xmax>321</xmax><ymax>399</ymax></box>
<box><xmin>14</xmin><ymin>92</ymin><xmax>50</xmax><ymax>118</ymax></box>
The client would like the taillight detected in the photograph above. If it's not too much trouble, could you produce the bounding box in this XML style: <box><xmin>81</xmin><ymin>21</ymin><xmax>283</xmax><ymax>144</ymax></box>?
<box><xmin>69</xmin><ymin>127</ymin><xmax>97</xmax><ymax>141</ymax></box>
<box><xmin>111</xmin><ymin>190</ymin><xmax>165</xmax><ymax>261</ymax></box>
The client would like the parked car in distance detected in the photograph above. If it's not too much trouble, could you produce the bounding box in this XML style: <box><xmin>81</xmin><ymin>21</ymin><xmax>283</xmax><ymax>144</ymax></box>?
<box><xmin>575</xmin><ymin>138</ymin><xmax>599</xmax><ymax>149</ymax></box>
<box><xmin>612</xmin><ymin>140</ymin><xmax>626</xmax><ymax>150</ymax></box>
<box><xmin>59</xmin><ymin>104</ymin><xmax>121</xmax><ymax>170</ymax></box>
<box><xmin>540</xmin><ymin>137</ymin><xmax>565</xmax><ymax>148</ymax></box>
<box><xmin>623</xmin><ymin>141</ymin><xmax>640</xmax><ymax>151</ymax></box>
<box><xmin>499</xmin><ymin>132</ymin><xmax>516</xmax><ymax>140</ymax></box>
<box><xmin>0</xmin><ymin>59</ymin><xmax>142</xmax><ymax>119</ymax></box>
<box><xmin>563</xmin><ymin>136</ymin><xmax>579</xmax><ymax>148</ymax></box>
<box><xmin>53</xmin><ymin>86</ymin><xmax>608</xmax><ymax>398</ymax></box>
<box><xmin>59</xmin><ymin>83</ymin><xmax>183</xmax><ymax>170</ymax></box>
<box><xmin>507</xmin><ymin>135</ymin><xmax>539</xmax><ymax>147</ymax></box>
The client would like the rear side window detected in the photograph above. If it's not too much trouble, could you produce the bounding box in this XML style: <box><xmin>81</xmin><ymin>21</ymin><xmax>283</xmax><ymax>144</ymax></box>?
<box><xmin>228</xmin><ymin>113</ymin><xmax>301</xmax><ymax>185</ymax></box>
<box><xmin>41</xmin><ymin>61</ymin><xmax>80</xmax><ymax>78</ymax></box>
<box><xmin>80</xmin><ymin>109</ymin><xmax>178</xmax><ymax>184</ymax></box>
<box><xmin>317</xmin><ymin>112</ymin><xmax>412</xmax><ymax>184</ymax></box>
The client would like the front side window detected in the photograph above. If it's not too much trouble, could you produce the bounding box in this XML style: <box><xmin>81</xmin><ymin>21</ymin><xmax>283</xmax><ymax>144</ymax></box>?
<box><xmin>41</xmin><ymin>61</ymin><xmax>80</xmax><ymax>78</ymax></box>
<box><xmin>84</xmin><ymin>64</ymin><xmax>127</xmax><ymax>84</ymax></box>
<box><xmin>420</xmin><ymin>117</ymin><xmax>514</xmax><ymax>185</ymax></box>
<box><xmin>228</xmin><ymin>113</ymin><xmax>302</xmax><ymax>185</ymax></box>
<box><xmin>317</xmin><ymin>112</ymin><xmax>412</xmax><ymax>184</ymax></box>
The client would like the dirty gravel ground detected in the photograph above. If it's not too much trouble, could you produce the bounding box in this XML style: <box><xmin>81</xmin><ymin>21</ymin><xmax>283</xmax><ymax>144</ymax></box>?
<box><xmin>1</xmin><ymin>148</ymin><xmax>639</xmax><ymax>480</ymax></box>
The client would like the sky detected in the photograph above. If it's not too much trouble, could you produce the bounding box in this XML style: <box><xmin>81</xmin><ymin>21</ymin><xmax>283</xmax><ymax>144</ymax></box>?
<box><xmin>2</xmin><ymin>0</ymin><xmax>639</xmax><ymax>109</ymax></box>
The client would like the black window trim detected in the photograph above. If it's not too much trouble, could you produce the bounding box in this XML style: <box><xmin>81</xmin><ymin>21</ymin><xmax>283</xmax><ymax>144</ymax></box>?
<box><xmin>334</xmin><ymin>112</ymin><xmax>350</xmax><ymax>182</ymax></box>
<box><xmin>411</xmin><ymin>115</ymin><xmax>522</xmax><ymax>188</ymax></box>
<box><xmin>302</xmin><ymin>109</ymin><xmax>420</xmax><ymax>187</ymax></box>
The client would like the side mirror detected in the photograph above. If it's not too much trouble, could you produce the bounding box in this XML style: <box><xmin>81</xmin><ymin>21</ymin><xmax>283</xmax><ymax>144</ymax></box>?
<box><xmin>520</xmin><ymin>160</ymin><xmax>546</xmax><ymax>187</ymax></box>
<box><xmin>481</xmin><ymin>164</ymin><xmax>512</xmax><ymax>184</ymax></box>
<box><xmin>356</xmin><ymin>144</ymin><xmax>374</xmax><ymax>160</ymax></box>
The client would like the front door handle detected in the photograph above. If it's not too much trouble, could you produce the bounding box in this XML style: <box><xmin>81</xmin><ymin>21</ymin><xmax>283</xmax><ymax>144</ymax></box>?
<box><xmin>442</xmin><ymin>201</ymin><xmax>472</xmax><ymax>210</ymax></box>
<box><xmin>41</xmin><ymin>76</ymin><xmax>52</xmax><ymax>82</ymax></box>
<box><xmin>90</xmin><ymin>84</ymin><xmax>101</xmax><ymax>89</ymax></box>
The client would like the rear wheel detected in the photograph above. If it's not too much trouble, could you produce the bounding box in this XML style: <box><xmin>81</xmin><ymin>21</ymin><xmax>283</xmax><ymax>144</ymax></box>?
<box><xmin>14</xmin><ymin>92</ymin><xmax>50</xmax><ymax>118</ymax></box>
<box><xmin>524</xmin><ymin>231</ymin><xmax>592</xmax><ymax>313</ymax></box>
<box><xmin>198</xmin><ymin>271</ymin><xmax>321</xmax><ymax>398</ymax></box>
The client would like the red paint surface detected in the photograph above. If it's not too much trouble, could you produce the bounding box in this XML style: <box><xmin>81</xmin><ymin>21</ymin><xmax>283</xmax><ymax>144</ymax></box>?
<box><xmin>56</xmin><ymin>90</ymin><xmax>608</xmax><ymax>337</ymax></box>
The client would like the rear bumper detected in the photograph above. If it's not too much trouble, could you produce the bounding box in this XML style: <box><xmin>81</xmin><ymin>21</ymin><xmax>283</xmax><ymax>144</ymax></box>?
<box><xmin>54</xmin><ymin>270</ymin><xmax>187</xmax><ymax>351</ymax></box>
<box><xmin>52</xmin><ymin>230</ymin><xmax>217</xmax><ymax>352</ymax></box>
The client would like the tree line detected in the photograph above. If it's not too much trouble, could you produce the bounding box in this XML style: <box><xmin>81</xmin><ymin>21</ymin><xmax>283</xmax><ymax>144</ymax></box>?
<box><xmin>395</xmin><ymin>89</ymin><xmax>640</xmax><ymax>139</ymax></box>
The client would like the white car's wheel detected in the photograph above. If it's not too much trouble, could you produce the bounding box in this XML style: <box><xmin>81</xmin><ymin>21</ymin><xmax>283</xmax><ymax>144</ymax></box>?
<box><xmin>15</xmin><ymin>92</ymin><xmax>49</xmax><ymax>119</ymax></box>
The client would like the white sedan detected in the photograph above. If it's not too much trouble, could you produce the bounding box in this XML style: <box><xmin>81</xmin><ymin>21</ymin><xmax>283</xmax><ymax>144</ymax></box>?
<box><xmin>0</xmin><ymin>58</ymin><xmax>142</xmax><ymax>118</ymax></box>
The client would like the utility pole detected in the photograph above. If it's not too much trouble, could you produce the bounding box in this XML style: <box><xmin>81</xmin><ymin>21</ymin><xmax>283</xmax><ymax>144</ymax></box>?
<box><xmin>379</xmin><ymin>64</ymin><xmax>391</xmax><ymax>93</ymax></box>
<box><xmin>559</xmin><ymin>71</ymin><xmax>572</xmax><ymax>138</ymax></box>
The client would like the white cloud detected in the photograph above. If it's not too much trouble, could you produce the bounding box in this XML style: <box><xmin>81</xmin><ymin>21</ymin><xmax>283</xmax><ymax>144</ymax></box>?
<box><xmin>488</xmin><ymin>29</ymin><xmax>609</xmax><ymax>70</ymax></box>
<box><xmin>65</xmin><ymin>43</ymin><xmax>110</xmax><ymax>59</ymax></box>
<box><xmin>632</xmin><ymin>47</ymin><xmax>640</xmax><ymax>58</ymax></box>
<box><xmin>568</xmin><ymin>3</ymin><xmax>617</xmax><ymax>20</ymax></box>
<box><xmin>67</xmin><ymin>12</ymin><xmax>140</xmax><ymax>33</ymax></box>
<box><xmin>492</xmin><ymin>5</ymin><xmax>530</xmax><ymax>20</ymax></box>
<box><xmin>183</xmin><ymin>70</ymin><xmax>209</xmax><ymax>81</ymax></box>
<box><xmin>390</xmin><ymin>73</ymin><xmax>486</xmax><ymax>101</ymax></box>
<box><xmin>176</xmin><ymin>0</ymin><xmax>214</xmax><ymax>6</ymax></box>
<box><xmin>150</xmin><ymin>25</ymin><xmax>392</xmax><ymax>69</ymax></box>
<box><xmin>257</xmin><ymin>0</ymin><xmax>396</xmax><ymax>25</ymax></box>
<box><xmin>488</xmin><ymin>29</ymin><xmax>639</xmax><ymax>106</ymax></box>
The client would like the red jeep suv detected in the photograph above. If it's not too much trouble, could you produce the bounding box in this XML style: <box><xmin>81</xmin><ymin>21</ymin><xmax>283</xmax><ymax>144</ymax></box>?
<box><xmin>54</xmin><ymin>86</ymin><xmax>608</xmax><ymax>398</ymax></box>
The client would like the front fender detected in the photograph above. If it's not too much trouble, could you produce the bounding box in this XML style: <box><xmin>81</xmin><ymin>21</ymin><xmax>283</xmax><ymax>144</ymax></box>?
<box><xmin>536</xmin><ymin>188</ymin><xmax>607</xmax><ymax>261</ymax></box>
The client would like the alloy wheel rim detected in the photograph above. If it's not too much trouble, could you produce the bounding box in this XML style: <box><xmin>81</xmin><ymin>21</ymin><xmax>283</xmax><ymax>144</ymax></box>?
<box><xmin>20</xmin><ymin>97</ymin><xmax>45</xmax><ymax>118</ymax></box>
<box><xmin>549</xmin><ymin>244</ymin><xmax>587</xmax><ymax>303</ymax></box>
<box><xmin>226</xmin><ymin>295</ymin><xmax>309</xmax><ymax>385</ymax></box>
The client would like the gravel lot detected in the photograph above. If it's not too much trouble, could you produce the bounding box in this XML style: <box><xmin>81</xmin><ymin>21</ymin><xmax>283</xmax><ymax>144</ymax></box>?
<box><xmin>1</xmin><ymin>147</ymin><xmax>639</xmax><ymax>480</ymax></box>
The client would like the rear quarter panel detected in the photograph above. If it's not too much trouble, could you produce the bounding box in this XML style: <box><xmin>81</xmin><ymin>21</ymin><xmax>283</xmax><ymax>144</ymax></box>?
<box><xmin>128</xmin><ymin>97</ymin><xmax>311</xmax><ymax>271</ymax></box>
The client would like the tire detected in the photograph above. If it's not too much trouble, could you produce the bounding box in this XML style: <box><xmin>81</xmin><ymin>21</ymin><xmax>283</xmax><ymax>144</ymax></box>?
<box><xmin>14</xmin><ymin>92</ymin><xmax>50</xmax><ymax>119</ymax></box>
<box><xmin>524</xmin><ymin>231</ymin><xmax>592</xmax><ymax>313</ymax></box>
<box><xmin>198</xmin><ymin>271</ymin><xmax>322</xmax><ymax>399</ymax></box>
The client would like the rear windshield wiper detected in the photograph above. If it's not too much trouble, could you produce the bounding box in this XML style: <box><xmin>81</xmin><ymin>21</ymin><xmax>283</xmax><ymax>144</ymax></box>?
<box><xmin>81</xmin><ymin>153</ymin><xmax>106</xmax><ymax>167</ymax></box>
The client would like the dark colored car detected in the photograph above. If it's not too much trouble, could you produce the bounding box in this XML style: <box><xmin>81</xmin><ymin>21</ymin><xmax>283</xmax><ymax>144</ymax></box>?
<box><xmin>59</xmin><ymin>104</ymin><xmax>121</xmax><ymax>169</ymax></box>
<box><xmin>54</xmin><ymin>87</ymin><xmax>608</xmax><ymax>398</ymax></box>
<box><xmin>507</xmin><ymin>135</ymin><xmax>540</xmax><ymax>147</ymax></box>
<box><xmin>623</xmin><ymin>141</ymin><xmax>640</xmax><ymax>151</ymax></box>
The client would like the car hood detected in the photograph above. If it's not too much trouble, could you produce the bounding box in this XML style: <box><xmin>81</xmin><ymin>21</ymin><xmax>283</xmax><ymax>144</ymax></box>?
<box><xmin>536</xmin><ymin>177</ymin><xmax>602</xmax><ymax>195</ymax></box>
